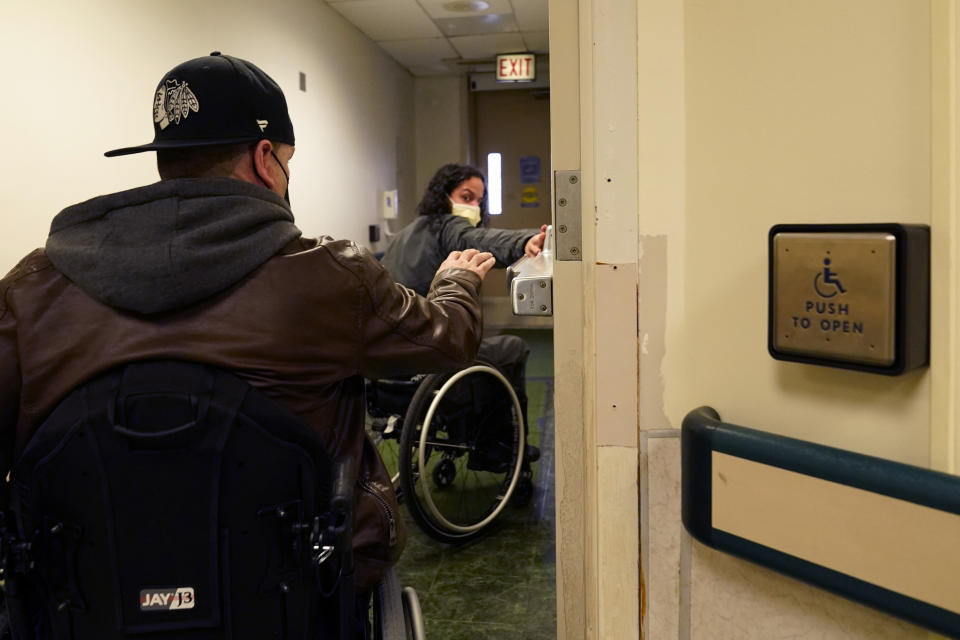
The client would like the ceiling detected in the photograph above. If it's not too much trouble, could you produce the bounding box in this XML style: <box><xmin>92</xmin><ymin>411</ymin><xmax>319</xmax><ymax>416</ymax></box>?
<box><xmin>325</xmin><ymin>0</ymin><xmax>549</xmax><ymax>76</ymax></box>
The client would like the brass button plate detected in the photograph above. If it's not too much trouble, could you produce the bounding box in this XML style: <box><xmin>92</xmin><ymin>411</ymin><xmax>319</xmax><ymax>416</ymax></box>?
<box><xmin>772</xmin><ymin>232</ymin><xmax>896</xmax><ymax>366</ymax></box>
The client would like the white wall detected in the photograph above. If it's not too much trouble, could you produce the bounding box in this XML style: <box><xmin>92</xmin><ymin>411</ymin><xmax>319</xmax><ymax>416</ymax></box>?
<box><xmin>0</xmin><ymin>0</ymin><xmax>415</xmax><ymax>270</ymax></box>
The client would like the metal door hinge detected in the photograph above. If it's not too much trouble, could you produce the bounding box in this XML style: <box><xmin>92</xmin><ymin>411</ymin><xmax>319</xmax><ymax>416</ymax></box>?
<box><xmin>554</xmin><ymin>170</ymin><xmax>582</xmax><ymax>261</ymax></box>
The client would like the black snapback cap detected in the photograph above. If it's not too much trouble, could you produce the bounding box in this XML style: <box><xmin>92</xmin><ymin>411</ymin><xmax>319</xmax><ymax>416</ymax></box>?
<box><xmin>105</xmin><ymin>52</ymin><xmax>295</xmax><ymax>157</ymax></box>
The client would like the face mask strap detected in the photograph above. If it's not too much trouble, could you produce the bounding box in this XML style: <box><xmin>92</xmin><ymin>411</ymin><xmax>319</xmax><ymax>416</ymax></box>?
<box><xmin>270</xmin><ymin>150</ymin><xmax>291</xmax><ymax>205</ymax></box>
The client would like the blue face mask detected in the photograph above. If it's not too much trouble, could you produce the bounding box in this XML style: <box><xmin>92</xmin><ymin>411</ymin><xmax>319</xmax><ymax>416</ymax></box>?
<box><xmin>270</xmin><ymin>150</ymin><xmax>290</xmax><ymax>205</ymax></box>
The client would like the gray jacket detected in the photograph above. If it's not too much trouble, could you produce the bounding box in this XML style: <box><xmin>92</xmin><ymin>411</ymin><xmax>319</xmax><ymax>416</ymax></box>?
<box><xmin>381</xmin><ymin>215</ymin><xmax>537</xmax><ymax>295</ymax></box>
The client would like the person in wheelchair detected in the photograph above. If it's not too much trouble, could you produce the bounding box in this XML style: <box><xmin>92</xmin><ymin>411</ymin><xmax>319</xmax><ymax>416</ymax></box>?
<box><xmin>0</xmin><ymin>52</ymin><xmax>495</xmax><ymax>638</ymax></box>
<box><xmin>380</xmin><ymin>163</ymin><xmax>545</xmax><ymax>470</ymax></box>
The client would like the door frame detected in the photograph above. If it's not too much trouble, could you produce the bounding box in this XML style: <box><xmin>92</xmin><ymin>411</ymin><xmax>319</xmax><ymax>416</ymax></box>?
<box><xmin>549</xmin><ymin>0</ymin><xmax>643</xmax><ymax>636</ymax></box>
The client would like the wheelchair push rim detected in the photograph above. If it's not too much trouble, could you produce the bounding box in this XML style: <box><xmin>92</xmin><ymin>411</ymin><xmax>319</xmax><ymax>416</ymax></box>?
<box><xmin>416</xmin><ymin>364</ymin><xmax>525</xmax><ymax>534</ymax></box>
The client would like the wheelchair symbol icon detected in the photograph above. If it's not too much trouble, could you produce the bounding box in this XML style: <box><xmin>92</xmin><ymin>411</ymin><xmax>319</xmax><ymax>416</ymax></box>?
<box><xmin>814</xmin><ymin>258</ymin><xmax>847</xmax><ymax>299</ymax></box>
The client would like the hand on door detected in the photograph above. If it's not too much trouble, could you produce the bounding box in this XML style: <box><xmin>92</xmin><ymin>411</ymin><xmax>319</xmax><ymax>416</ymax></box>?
<box><xmin>524</xmin><ymin>225</ymin><xmax>549</xmax><ymax>257</ymax></box>
<box><xmin>437</xmin><ymin>249</ymin><xmax>496</xmax><ymax>279</ymax></box>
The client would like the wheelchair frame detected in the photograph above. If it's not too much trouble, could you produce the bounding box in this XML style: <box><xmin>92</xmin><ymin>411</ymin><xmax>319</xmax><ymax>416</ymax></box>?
<box><xmin>366</xmin><ymin>362</ymin><xmax>533</xmax><ymax>545</ymax></box>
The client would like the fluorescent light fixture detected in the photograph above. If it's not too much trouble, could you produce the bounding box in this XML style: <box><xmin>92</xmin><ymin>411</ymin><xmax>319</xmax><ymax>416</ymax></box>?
<box><xmin>487</xmin><ymin>152</ymin><xmax>502</xmax><ymax>215</ymax></box>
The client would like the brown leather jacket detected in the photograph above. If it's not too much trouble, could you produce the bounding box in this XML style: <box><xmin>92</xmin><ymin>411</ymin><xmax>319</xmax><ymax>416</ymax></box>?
<box><xmin>0</xmin><ymin>180</ymin><xmax>484</xmax><ymax>591</ymax></box>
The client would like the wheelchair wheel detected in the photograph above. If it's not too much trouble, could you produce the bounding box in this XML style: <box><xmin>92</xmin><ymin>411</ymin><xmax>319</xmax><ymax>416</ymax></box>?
<box><xmin>398</xmin><ymin>364</ymin><xmax>524</xmax><ymax>544</ymax></box>
<box><xmin>366</xmin><ymin>376</ymin><xmax>425</xmax><ymax>491</ymax></box>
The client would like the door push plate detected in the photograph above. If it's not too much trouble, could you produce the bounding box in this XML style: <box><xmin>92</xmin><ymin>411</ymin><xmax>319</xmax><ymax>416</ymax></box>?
<box><xmin>512</xmin><ymin>278</ymin><xmax>553</xmax><ymax>315</ymax></box>
<box><xmin>507</xmin><ymin>226</ymin><xmax>554</xmax><ymax>316</ymax></box>
<box><xmin>554</xmin><ymin>170</ymin><xmax>582</xmax><ymax>261</ymax></box>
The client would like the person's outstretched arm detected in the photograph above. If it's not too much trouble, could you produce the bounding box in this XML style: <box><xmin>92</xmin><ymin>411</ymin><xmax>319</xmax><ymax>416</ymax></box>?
<box><xmin>439</xmin><ymin>217</ymin><xmax>544</xmax><ymax>267</ymax></box>
<box><xmin>356</xmin><ymin>246</ymin><xmax>495</xmax><ymax>379</ymax></box>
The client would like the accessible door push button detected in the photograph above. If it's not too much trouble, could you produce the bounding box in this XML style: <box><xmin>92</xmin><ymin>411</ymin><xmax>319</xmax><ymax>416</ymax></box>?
<box><xmin>768</xmin><ymin>223</ymin><xmax>929</xmax><ymax>375</ymax></box>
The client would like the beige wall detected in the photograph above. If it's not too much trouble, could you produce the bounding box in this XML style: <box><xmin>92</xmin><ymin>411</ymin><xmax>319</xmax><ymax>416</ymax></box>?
<box><xmin>0</xmin><ymin>0</ymin><xmax>415</xmax><ymax>270</ymax></box>
<box><xmin>410</xmin><ymin>76</ymin><xmax>470</xmax><ymax>226</ymax></box>
<box><xmin>550</xmin><ymin>0</ymin><xmax>958</xmax><ymax>637</ymax></box>
<box><xmin>673</xmin><ymin>0</ymin><xmax>933</xmax><ymax>465</ymax></box>
<box><xmin>638</xmin><ymin>0</ymin><xmax>950</xmax><ymax>638</ymax></box>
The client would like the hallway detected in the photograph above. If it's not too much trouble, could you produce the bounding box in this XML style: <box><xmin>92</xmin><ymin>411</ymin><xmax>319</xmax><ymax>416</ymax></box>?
<box><xmin>394</xmin><ymin>329</ymin><xmax>556</xmax><ymax>639</ymax></box>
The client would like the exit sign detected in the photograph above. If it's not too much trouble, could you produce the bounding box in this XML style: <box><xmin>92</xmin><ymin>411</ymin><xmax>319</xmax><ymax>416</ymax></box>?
<box><xmin>496</xmin><ymin>53</ymin><xmax>536</xmax><ymax>82</ymax></box>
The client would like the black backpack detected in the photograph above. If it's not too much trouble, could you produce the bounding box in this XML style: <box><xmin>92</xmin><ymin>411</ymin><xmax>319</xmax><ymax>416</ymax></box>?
<box><xmin>1</xmin><ymin>361</ymin><xmax>355</xmax><ymax>639</ymax></box>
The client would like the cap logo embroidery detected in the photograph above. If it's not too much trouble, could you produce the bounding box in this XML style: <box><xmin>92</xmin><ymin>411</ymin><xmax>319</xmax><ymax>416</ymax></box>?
<box><xmin>153</xmin><ymin>79</ymin><xmax>200</xmax><ymax>130</ymax></box>
<box><xmin>257</xmin><ymin>119</ymin><xmax>269</xmax><ymax>132</ymax></box>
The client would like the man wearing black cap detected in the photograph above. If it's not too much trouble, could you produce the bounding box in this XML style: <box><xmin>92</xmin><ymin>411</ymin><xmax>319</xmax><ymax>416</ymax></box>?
<box><xmin>0</xmin><ymin>53</ymin><xmax>494</xmax><ymax>627</ymax></box>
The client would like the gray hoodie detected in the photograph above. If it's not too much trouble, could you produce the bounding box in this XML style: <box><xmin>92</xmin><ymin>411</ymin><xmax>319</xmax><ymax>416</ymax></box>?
<box><xmin>46</xmin><ymin>178</ymin><xmax>301</xmax><ymax>315</ymax></box>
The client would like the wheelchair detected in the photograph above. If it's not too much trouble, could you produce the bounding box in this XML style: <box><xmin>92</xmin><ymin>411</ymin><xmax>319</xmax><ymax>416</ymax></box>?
<box><xmin>365</xmin><ymin>361</ymin><xmax>534</xmax><ymax>545</ymax></box>
<box><xmin>0</xmin><ymin>361</ymin><xmax>425</xmax><ymax>640</ymax></box>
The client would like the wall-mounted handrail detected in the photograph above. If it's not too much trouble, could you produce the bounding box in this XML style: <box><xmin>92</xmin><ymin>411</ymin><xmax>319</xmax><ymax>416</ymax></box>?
<box><xmin>682</xmin><ymin>406</ymin><xmax>960</xmax><ymax>638</ymax></box>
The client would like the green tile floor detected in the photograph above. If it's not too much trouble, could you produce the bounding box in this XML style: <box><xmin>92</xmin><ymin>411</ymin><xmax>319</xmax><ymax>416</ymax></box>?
<box><xmin>389</xmin><ymin>329</ymin><xmax>556</xmax><ymax>640</ymax></box>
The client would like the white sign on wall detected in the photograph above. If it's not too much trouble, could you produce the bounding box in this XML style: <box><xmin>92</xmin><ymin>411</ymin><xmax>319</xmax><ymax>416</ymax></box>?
<box><xmin>496</xmin><ymin>53</ymin><xmax>536</xmax><ymax>82</ymax></box>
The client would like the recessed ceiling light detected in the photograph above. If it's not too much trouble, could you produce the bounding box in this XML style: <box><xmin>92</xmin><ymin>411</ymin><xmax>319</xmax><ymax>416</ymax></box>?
<box><xmin>442</xmin><ymin>0</ymin><xmax>490</xmax><ymax>12</ymax></box>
